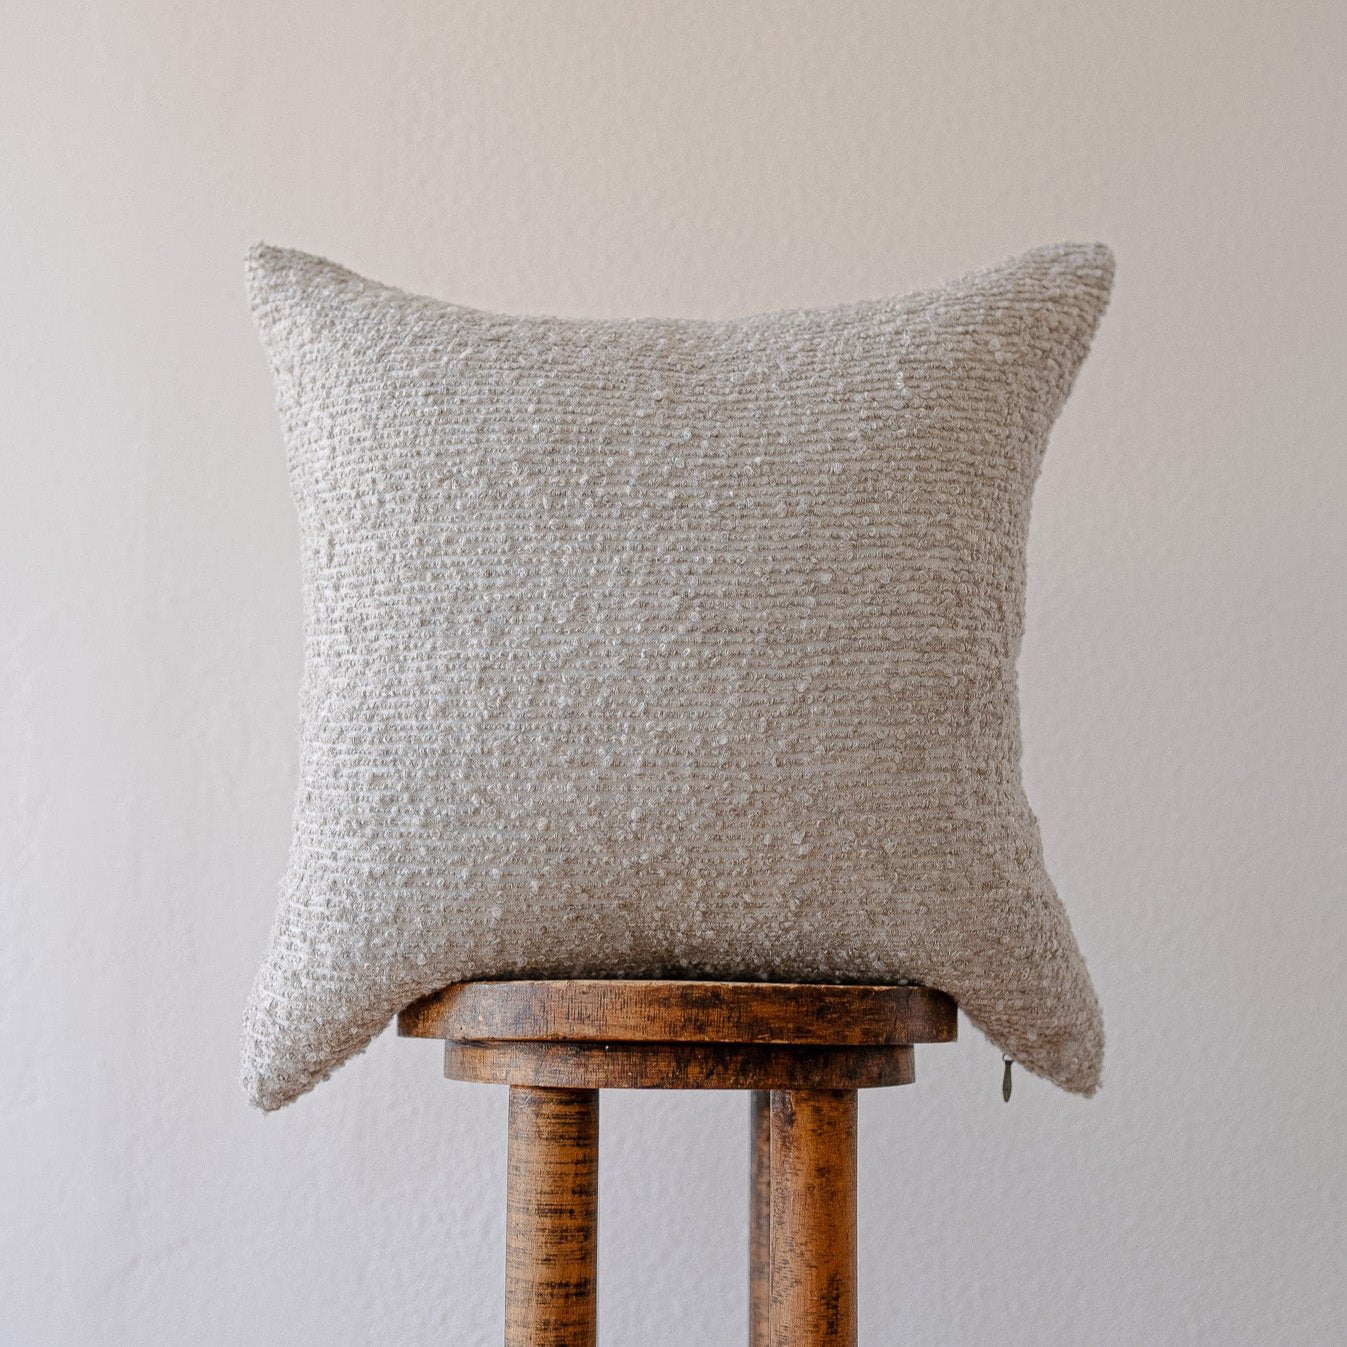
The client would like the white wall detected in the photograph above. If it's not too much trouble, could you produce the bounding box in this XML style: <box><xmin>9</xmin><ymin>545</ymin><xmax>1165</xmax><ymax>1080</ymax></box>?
<box><xmin>3</xmin><ymin>3</ymin><xmax>1344</xmax><ymax>1342</ymax></box>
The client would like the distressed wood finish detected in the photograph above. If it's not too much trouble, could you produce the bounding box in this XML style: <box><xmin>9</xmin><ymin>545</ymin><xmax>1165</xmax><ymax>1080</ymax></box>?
<box><xmin>443</xmin><ymin>1039</ymin><xmax>915</xmax><ymax>1091</ymax></box>
<box><xmin>770</xmin><ymin>1090</ymin><xmax>858</xmax><ymax>1347</ymax></box>
<box><xmin>506</xmin><ymin>1086</ymin><xmax>599</xmax><ymax>1347</ymax></box>
<box><xmin>750</xmin><ymin>1090</ymin><xmax>772</xmax><ymax>1347</ymax></box>
<box><xmin>405</xmin><ymin>979</ymin><xmax>956</xmax><ymax>1345</ymax></box>
<box><xmin>400</xmin><ymin>978</ymin><xmax>957</xmax><ymax>1047</ymax></box>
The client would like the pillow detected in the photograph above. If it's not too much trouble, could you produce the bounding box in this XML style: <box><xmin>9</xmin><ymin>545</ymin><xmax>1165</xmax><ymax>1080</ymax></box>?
<box><xmin>243</xmin><ymin>241</ymin><xmax>1112</xmax><ymax>1110</ymax></box>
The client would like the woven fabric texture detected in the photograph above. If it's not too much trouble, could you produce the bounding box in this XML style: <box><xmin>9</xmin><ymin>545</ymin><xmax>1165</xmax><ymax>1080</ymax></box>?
<box><xmin>243</xmin><ymin>242</ymin><xmax>1113</xmax><ymax>1110</ymax></box>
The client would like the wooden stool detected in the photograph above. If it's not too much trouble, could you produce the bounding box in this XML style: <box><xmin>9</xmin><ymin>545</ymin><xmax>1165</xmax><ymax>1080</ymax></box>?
<box><xmin>399</xmin><ymin>979</ymin><xmax>956</xmax><ymax>1346</ymax></box>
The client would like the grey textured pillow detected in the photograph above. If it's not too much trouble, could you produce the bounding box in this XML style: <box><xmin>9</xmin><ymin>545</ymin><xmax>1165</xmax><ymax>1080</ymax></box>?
<box><xmin>243</xmin><ymin>242</ymin><xmax>1112</xmax><ymax>1110</ymax></box>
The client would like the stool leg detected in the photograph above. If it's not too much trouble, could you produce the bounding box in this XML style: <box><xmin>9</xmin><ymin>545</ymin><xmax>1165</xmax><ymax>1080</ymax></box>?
<box><xmin>769</xmin><ymin>1090</ymin><xmax>857</xmax><ymax>1347</ymax></box>
<box><xmin>750</xmin><ymin>1090</ymin><xmax>772</xmax><ymax>1346</ymax></box>
<box><xmin>505</xmin><ymin>1085</ymin><xmax>599</xmax><ymax>1347</ymax></box>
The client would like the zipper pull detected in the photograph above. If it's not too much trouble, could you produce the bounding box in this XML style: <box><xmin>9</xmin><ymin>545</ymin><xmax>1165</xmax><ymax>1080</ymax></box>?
<box><xmin>1001</xmin><ymin>1056</ymin><xmax>1014</xmax><ymax>1103</ymax></box>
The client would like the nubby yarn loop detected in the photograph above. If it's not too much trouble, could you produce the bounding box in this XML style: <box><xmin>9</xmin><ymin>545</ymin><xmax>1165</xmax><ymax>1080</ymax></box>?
<box><xmin>242</xmin><ymin>242</ymin><xmax>1113</xmax><ymax>1110</ymax></box>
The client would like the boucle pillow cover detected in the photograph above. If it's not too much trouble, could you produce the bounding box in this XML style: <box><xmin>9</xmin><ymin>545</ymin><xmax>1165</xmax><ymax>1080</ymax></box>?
<box><xmin>243</xmin><ymin>241</ymin><xmax>1113</xmax><ymax>1111</ymax></box>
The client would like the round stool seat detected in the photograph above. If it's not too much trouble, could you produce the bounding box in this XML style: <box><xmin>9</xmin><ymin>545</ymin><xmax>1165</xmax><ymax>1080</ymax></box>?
<box><xmin>399</xmin><ymin>979</ymin><xmax>955</xmax><ymax>1091</ymax></box>
<box><xmin>400</xmin><ymin>977</ymin><xmax>955</xmax><ymax>1044</ymax></box>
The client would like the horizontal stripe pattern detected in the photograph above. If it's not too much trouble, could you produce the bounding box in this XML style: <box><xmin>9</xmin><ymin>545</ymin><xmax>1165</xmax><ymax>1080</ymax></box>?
<box><xmin>241</xmin><ymin>242</ymin><xmax>1112</xmax><ymax>1110</ymax></box>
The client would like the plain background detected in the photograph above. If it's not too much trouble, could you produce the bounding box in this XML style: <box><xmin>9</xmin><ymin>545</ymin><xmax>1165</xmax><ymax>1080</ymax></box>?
<box><xmin>3</xmin><ymin>3</ymin><xmax>1344</xmax><ymax>1343</ymax></box>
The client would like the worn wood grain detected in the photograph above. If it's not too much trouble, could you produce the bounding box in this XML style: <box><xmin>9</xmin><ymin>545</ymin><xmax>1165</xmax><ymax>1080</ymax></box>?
<box><xmin>399</xmin><ymin>979</ymin><xmax>957</xmax><ymax>1047</ymax></box>
<box><xmin>443</xmin><ymin>1039</ymin><xmax>915</xmax><ymax>1091</ymax></box>
<box><xmin>770</xmin><ymin>1090</ymin><xmax>858</xmax><ymax>1347</ymax></box>
<box><xmin>505</xmin><ymin>1086</ymin><xmax>598</xmax><ymax>1347</ymax></box>
<box><xmin>750</xmin><ymin>1090</ymin><xmax>772</xmax><ymax>1347</ymax></box>
<box><xmin>404</xmin><ymin>978</ymin><xmax>956</xmax><ymax>1343</ymax></box>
